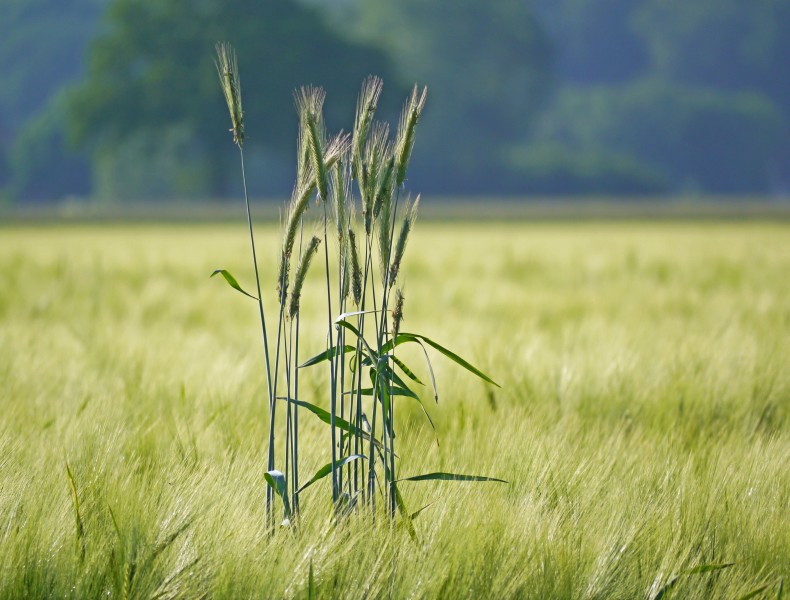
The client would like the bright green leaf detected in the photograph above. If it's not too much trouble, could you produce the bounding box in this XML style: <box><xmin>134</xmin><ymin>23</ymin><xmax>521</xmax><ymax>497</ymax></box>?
<box><xmin>397</xmin><ymin>472</ymin><xmax>508</xmax><ymax>483</ymax></box>
<box><xmin>210</xmin><ymin>269</ymin><xmax>258</xmax><ymax>300</ymax></box>
<box><xmin>264</xmin><ymin>470</ymin><xmax>291</xmax><ymax>520</ymax></box>
<box><xmin>297</xmin><ymin>455</ymin><xmax>365</xmax><ymax>494</ymax></box>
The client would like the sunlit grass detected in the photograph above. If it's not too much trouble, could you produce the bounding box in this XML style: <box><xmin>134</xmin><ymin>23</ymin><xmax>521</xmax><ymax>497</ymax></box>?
<box><xmin>0</xmin><ymin>221</ymin><xmax>788</xmax><ymax>598</ymax></box>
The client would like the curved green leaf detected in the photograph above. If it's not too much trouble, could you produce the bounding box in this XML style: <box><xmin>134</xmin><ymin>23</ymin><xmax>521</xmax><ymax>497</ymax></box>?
<box><xmin>384</xmin><ymin>463</ymin><xmax>417</xmax><ymax>542</ymax></box>
<box><xmin>299</xmin><ymin>345</ymin><xmax>357</xmax><ymax>368</ymax></box>
<box><xmin>652</xmin><ymin>563</ymin><xmax>735</xmax><ymax>600</ymax></box>
<box><xmin>356</xmin><ymin>386</ymin><xmax>419</xmax><ymax>399</ymax></box>
<box><xmin>397</xmin><ymin>472</ymin><xmax>508</xmax><ymax>484</ymax></box>
<box><xmin>334</xmin><ymin>309</ymin><xmax>383</xmax><ymax>322</ymax></box>
<box><xmin>408</xmin><ymin>339</ymin><xmax>439</xmax><ymax>402</ymax></box>
<box><xmin>211</xmin><ymin>269</ymin><xmax>258</xmax><ymax>300</ymax></box>
<box><xmin>379</xmin><ymin>360</ymin><xmax>419</xmax><ymax>393</ymax></box>
<box><xmin>390</xmin><ymin>355</ymin><xmax>423</xmax><ymax>385</ymax></box>
<box><xmin>410</xmin><ymin>501</ymin><xmax>436</xmax><ymax>520</ymax></box>
<box><xmin>737</xmin><ymin>584</ymin><xmax>770</xmax><ymax>600</ymax></box>
<box><xmin>336</xmin><ymin>319</ymin><xmax>378</xmax><ymax>358</ymax></box>
<box><xmin>282</xmin><ymin>397</ymin><xmax>387</xmax><ymax>452</ymax></box>
<box><xmin>264</xmin><ymin>470</ymin><xmax>291</xmax><ymax>519</ymax></box>
<box><xmin>685</xmin><ymin>563</ymin><xmax>735</xmax><ymax>575</ymax></box>
<box><xmin>297</xmin><ymin>455</ymin><xmax>365</xmax><ymax>494</ymax></box>
<box><xmin>385</xmin><ymin>332</ymin><xmax>500</xmax><ymax>387</ymax></box>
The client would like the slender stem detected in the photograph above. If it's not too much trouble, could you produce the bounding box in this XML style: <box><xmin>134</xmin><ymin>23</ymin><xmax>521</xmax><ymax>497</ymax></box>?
<box><xmin>335</xmin><ymin>240</ymin><xmax>347</xmax><ymax>494</ymax></box>
<box><xmin>365</xmin><ymin>232</ymin><xmax>379</xmax><ymax>516</ymax></box>
<box><xmin>386</xmin><ymin>187</ymin><xmax>403</xmax><ymax>519</ymax></box>
<box><xmin>267</xmin><ymin>300</ymin><xmax>286</xmax><ymax>524</ymax></box>
<box><xmin>292</xmin><ymin>221</ymin><xmax>303</xmax><ymax>516</ymax></box>
<box><xmin>284</xmin><ymin>322</ymin><xmax>292</xmax><ymax>503</ymax></box>
<box><xmin>322</xmin><ymin>201</ymin><xmax>339</xmax><ymax>507</ymax></box>
<box><xmin>238</xmin><ymin>147</ymin><xmax>275</xmax><ymax>520</ymax></box>
<box><xmin>353</xmin><ymin>227</ymin><xmax>372</xmax><ymax>503</ymax></box>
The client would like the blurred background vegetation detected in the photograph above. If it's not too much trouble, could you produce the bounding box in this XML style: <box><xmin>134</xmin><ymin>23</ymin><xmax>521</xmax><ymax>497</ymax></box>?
<box><xmin>1</xmin><ymin>0</ymin><xmax>789</xmax><ymax>204</ymax></box>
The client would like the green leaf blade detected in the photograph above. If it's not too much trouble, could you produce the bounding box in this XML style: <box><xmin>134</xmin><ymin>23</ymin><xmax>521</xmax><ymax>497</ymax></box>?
<box><xmin>211</xmin><ymin>269</ymin><xmax>258</xmax><ymax>300</ymax></box>
<box><xmin>390</xmin><ymin>332</ymin><xmax>500</xmax><ymax>387</ymax></box>
<box><xmin>264</xmin><ymin>470</ymin><xmax>291</xmax><ymax>520</ymax></box>
<box><xmin>398</xmin><ymin>472</ymin><xmax>508</xmax><ymax>484</ymax></box>
<box><xmin>299</xmin><ymin>345</ymin><xmax>357</xmax><ymax>368</ymax></box>
<box><xmin>297</xmin><ymin>455</ymin><xmax>365</xmax><ymax>494</ymax></box>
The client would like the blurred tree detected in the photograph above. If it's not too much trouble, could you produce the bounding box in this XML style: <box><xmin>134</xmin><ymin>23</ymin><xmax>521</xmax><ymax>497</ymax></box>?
<box><xmin>0</xmin><ymin>0</ymin><xmax>105</xmax><ymax>128</ymax></box>
<box><xmin>635</xmin><ymin>0</ymin><xmax>790</xmax><ymax>109</ymax></box>
<box><xmin>67</xmin><ymin>0</ymin><xmax>396</xmax><ymax>200</ymax></box>
<box><xmin>531</xmin><ymin>0</ymin><xmax>648</xmax><ymax>84</ymax></box>
<box><xmin>0</xmin><ymin>0</ymin><xmax>104</xmax><ymax>201</ymax></box>
<box><xmin>634</xmin><ymin>0</ymin><xmax>790</xmax><ymax>188</ymax></box>
<box><xmin>7</xmin><ymin>93</ymin><xmax>92</xmax><ymax>201</ymax></box>
<box><xmin>336</xmin><ymin>0</ymin><xmax>554</xmax><ymax>193</ymax></box>
<box><xmin>529</xmin><ymin>81</ymin><xmax>783</xmax><ymax>193</ymax></box>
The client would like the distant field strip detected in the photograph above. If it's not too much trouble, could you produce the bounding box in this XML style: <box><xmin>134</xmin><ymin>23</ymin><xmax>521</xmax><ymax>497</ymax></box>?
<box><xmin>0</xmin><ymin>222</ymin><xmax>788</xmax><ymax>598</ymax></box>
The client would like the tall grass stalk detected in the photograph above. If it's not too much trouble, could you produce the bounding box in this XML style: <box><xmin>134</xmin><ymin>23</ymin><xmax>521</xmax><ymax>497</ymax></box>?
<box><xmin>214</xmin><ymin>42</ymin><xmax>275</xmax><ymax>518</ymax></box>
<box><xmin>213</xmin><ymin>53</ymin><xmax>502</xmax><ymax>531</ymax></box>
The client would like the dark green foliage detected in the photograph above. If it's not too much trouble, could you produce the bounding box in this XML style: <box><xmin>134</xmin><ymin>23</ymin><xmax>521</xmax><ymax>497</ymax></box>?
<box><xmin>340</xmin><ymin>0</ymin><xmax>554</xmax><ymax>194</ymax></box>
<box><xmin>210</xmin><ymin>269</ymin><xmax>257</xmax><ymax>301</ymax></box>
<box><xmin>526</xmin><ymin>81</ymin><xmax>783</xmax><ymax>193</ymax></box>
<box><xmin>0</xmin><ymin>0</ymin><xmax>101</xmax><ymax>200</ymax></box>
<box><xmin>66</xmin><ymin>0</ymin><xmax>396</xmax><ymax>198</ymax></box>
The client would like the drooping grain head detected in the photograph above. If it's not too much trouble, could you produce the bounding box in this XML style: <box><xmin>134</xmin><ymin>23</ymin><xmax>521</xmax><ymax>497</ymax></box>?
<box><xmin>373</xmin><ymin>155</ymin><xmax>395</xmax><ymax>220</ymax></box>
<box><xmin>294</xmin><ymin>87</ymin><xmax>328</xmax><ymax>198</ymax></box>
<box><xmin>389</xmin><ymin>195</ymin><xmax>420</xmax><ymax>287</ymax></box>
<box><xmin>332</xmin><ymin>159</ymin><xmax>353</xmax><ymax>300</ymax></box>
<box><xmin>395</xmin><ymin>85</ymin><xmax>428</xmax><ymax>188</ymax></box>
<box><xmin>392</xmin><ymin>288</ymin><xmax>405</xmax><ymax>339</ymax></box>
<box><xmin>324</xmin><ymin>133</ymin><xmax>351</xmax><ymax>177</ymax></box>
<box><xmin>363</xmin><ymin>122</ymin><xmax>391</xmax><ymax>234</ymax></box>
<box><xmin>289</xmin><ymin>236</ymin><xmax>322</xmax><ymax>319</ymax></box>
<box><xmin>331</xmin><ymin>159</ymin><xmax>349</xmax><ymax>246</ymax></box>
<box><xmin>353</xmin><ymin>76</ymin><xmax>384</xmax><ymax>181</ymax></box>
<box><xmin>376</xmin><ymin>161</ymin><xmax>396</xmax><ymax>282</ymax></box>
<box><xmin>305</xmin><ymin>111</ymin><xmax>328</xmax><ymax>202</ymax></box>
<box><xmin>215</xmin><ymin>42</ymin><xmax>245</xmax><ymax>147</ymax></box>
<box><xmin>348</xmin><ymin>228</ymin><xmax>363</xmax><ymax>306</ymax></box>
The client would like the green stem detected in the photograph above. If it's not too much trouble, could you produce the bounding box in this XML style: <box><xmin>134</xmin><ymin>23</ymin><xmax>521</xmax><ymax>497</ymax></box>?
<box><xmin>238</xmin><ymin>147</ymin><xmax>274</xmax><ymax>520</ymax></box>
<box><xmin>322</xmin><ymin>201</ymin><xmax>339</xmax><ymax>507</ymax></box>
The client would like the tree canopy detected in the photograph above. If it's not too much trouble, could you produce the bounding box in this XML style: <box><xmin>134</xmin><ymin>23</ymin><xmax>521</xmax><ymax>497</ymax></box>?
<box><xmin>2</xmin><ymin>0</ymin><xmax>789</xmax><ymax>201</ymax></box>
<box><xmin>67</xmin><ymin>0</ymin><xmax>397</xmax><ymax>199</ymax></box>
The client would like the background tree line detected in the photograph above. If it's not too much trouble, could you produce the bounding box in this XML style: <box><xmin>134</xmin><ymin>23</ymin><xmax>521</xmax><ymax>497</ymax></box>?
<box><xmin>1</xmin><ymin>0</ymin><xmax>788</xmax><ymax>203</ymax></box>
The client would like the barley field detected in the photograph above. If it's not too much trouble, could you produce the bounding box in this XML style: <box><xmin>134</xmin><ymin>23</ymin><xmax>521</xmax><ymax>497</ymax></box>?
<box><xmin>0</xmin><ymin>220</ymin><xmax>788</xmax><ymax>598</ymax></box>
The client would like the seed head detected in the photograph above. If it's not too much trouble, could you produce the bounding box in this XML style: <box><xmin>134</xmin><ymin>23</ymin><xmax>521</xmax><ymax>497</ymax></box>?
<box><xmin>353</xmin><ymin>76</ymin><xmax>383</xmax><ymax>181</ymax></box>
<box><xmin>392</xmin><ymin>288</ymin><xmax>405</xmax><ymax>340</ymax></box>
<box><xmin>215</xmin><ymin>42</ymin><xmax>244</xmax><ymax>147</ymax></box>
<box><xmin>395</xmin><ymin>85</ymin><xmax>427</xmax><ymax>188</ymax></box>
<box><xmin>389</xmin><ymin>195</ymin><xmax>420</xmax><ymax>287</ymax></box>
<box><xmin>362</xmin><ymin>123</ymin><xmax>390</xmax><ymax>234</ymax></box>
<box><xmin>289</xmin><ymin>236</ymin><xmax>322</xmax><ymax>319</ymax></box>
<box><xmin>348</xmin><ymin>228</ymin><xmax>363</xmax><ymax>306</ymax></box>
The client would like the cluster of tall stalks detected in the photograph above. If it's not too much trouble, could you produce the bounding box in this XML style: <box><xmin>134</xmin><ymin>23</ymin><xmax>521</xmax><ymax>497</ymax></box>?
<box><xmin>214</xmin><ymin>43</ymin><xmax>502</xmax><ymax>531</ymax></box>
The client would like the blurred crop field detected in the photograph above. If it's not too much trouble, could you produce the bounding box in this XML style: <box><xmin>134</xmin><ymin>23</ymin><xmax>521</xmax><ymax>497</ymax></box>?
<box><xmin>0</xmin><ymin>219</ymin><xmax>788</xmax><ymax>598</ymax></box>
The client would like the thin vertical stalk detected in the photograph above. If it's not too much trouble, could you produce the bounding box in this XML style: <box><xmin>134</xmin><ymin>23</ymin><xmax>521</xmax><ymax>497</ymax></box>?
<box><xmin>322</xmin><ymin>202</ymin><xmax>339</xmax><ymax>506</ymax></box>
<box><xmin>353</xmin><ymin>229</ymin><xmax>373</xmax><ymax>503</ymax></box>
<box><xmin>238</xmin><ymin>147</ymin><xmax>275</xmax><ymax>519</ymax></box>
<box><xmin>365</xmin><ymin>233</ymin><xmax>380</xmax><ymax>516</ymax></box>
<box><xmin>376</xmin><ymin>186</ymin><xmax>402</xmax><ymax>519</ymax></box>
<box><xmin>267</xmin><ymin>297</ymin><xmax>287</xmax><ymax>525</ymax></box>
<box><xmin>292</xmin><ymin>222</ymin><xmax>304</xmax><ymax>515</ymax></box>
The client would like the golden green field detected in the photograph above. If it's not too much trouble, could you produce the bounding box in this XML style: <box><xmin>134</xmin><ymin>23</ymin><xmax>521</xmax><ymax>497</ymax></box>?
<box><xmin>1</xmin><ymin>221</ymin><xmax>788</xmax><ymax>598</ymax></box>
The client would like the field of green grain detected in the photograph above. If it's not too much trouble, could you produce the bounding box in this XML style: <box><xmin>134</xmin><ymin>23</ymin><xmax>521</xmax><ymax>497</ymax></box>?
<box><xmin>1</xmin><ymin>221</ymin><xmax>788</xmax><ymax>598</ymax></box>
